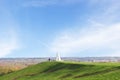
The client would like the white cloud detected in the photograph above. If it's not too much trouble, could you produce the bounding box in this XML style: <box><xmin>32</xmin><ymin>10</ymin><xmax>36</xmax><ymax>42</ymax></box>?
<box><xmin>87</xmin><ymin>0</ymin><xmax>120</xmax><ymax>24</ymax></box>
<box><xmin>50</xmin><ymin>23</ymin><xmax>120</xmax><ymax>56</ymax></box>
<box><xmin>0</xmin><ymin>3</ymin><xmax>20</xmax><ymax>57</ymax></box>
<box><xmin>109</xmin><ymin>51</ymin><xmax>120</xmax><ymax>57</ymax></box>
<box><xmin>0</xmin><ymin>28</ymin><xmax>19</xmax><ymax>57</ymax></box>
<box><xmin>3</xmin><ymin>0</ymin><xmax>120</xmax><ymax>57</ymax></box>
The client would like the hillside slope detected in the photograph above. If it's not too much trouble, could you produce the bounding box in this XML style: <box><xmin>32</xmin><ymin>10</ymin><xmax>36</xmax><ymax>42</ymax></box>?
<box><xmin>0</xmin><ymin>62</ymin><xmax>120</xmax><ymax>80</ymax></box>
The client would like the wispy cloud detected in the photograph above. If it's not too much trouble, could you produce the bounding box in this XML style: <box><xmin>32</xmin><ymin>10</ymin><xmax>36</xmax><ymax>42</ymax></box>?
<box><xmin>23</xmin><ymin>0</ymin><xmax>82</xmax><ymax>7</ymax></box>
<box><xmin>85</xmin><ymin>1</ymin><xmax>120</xmax><ymax>26</ymax></box>
<box><xmin>23</xmin><ymin>0</ymin><xmax>56</xmax><ymax>7</ymax></box>
<box><xmin>50</xmin><ymin>0</ymin><xmax>120</xmax><ymax>56</ymax></box>
<box><xmin>23</xmin><ymin>0</ymin><xmax>120</xmax><ymax>8</ymax></box>
<box><xmin>0</xmin><ymin>2</ymin><xmax>20</xmax><ymax>57</ymax></box>
<box><xmin>0</xmin><ymin>28</ymin><xmax>19</xmax><ymax>57</ymax></box>
<box><xmin>50</xmin><ymin>22</ymin><xmax>120</xmax><ymax>56</ymax></box>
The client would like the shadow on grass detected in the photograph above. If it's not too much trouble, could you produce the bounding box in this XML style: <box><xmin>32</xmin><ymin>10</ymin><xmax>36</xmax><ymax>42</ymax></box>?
<box><xmin>42</xmin><ymin>62</ymin><xmax>94</xmax><ymax>73</ymax></box>
<box><xmin>74</xmin><ymin>66</ymin><xmax>120</xmax><ymax>79</ymax></box>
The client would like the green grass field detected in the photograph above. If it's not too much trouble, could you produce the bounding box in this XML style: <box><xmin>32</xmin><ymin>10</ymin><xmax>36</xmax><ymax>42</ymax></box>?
<box><xmin>0</xmin><ymin>61</ymin><xmax>120</xmax><ymax>80</ymax></box>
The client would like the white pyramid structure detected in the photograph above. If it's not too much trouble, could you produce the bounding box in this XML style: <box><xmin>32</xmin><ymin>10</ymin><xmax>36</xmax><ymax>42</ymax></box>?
<box><xmin>56</xmin><ymin>52</ymin><xmax>62</xmax><ymax>61</ymax></box>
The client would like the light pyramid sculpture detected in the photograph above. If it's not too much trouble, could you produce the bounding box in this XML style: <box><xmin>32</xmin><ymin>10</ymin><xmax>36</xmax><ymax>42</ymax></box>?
<box><xmin>56</xmin><ymin>52</ymin><xmax>62</xmax><ymax>61</ymax></box>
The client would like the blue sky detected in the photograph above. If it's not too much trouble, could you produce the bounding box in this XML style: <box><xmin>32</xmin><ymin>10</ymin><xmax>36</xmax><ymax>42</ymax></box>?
<box><xmin>0</xmin><ymin>0</ymin><xmax>120</xmax><ymax>57</ymax></box>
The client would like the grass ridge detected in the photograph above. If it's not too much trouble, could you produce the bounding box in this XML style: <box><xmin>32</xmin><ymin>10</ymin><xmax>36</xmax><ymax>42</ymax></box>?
<box><xmin>0</xmin><ymin>62</ymin><xmax>120</xmax><ymax>80</ymax></box>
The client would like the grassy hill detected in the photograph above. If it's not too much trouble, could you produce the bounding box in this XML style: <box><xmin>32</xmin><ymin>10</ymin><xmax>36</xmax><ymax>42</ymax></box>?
<box><xmin>0</xmin><ymin>61</ymin><xmax>120</xmax><ymax>80</ymax></box>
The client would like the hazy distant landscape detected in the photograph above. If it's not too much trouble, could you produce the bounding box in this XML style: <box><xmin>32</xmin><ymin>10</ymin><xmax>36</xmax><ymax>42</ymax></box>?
<box><xmin>0</xmin><ymin>58</ymin><xmax>47</xmax><ymax>75</ymax></box>
<box><xmin>0</xmin><ymin>57</ymin><xmax>120</xmax><ymax>78</ymax></box>
<box><xmin>0</xmin><ymin>59</ymin><xmax>120</xmax><ymax>80</ymax></box>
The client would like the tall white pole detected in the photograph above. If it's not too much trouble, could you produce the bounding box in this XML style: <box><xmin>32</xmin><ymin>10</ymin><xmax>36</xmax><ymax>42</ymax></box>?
<box><xmin>56</xmin><ymin>52</ymin><xmax>61</xmax><ymax>61</ymax></box>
